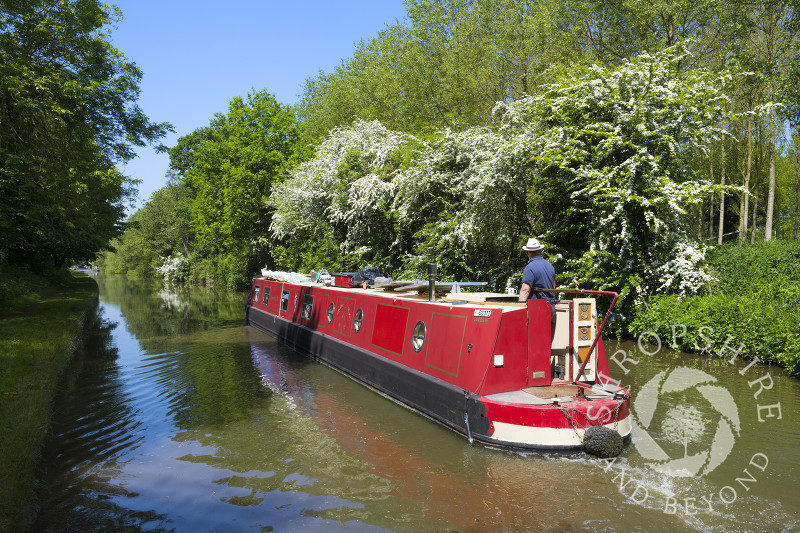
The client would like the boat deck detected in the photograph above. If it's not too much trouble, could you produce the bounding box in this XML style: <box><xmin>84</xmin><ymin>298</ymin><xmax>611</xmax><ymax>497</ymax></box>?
<box><xmin>485</xmin><ymin>385</ymin><xmax>578</xmax><ymax>405</ymax></box>
<box><xmin>524</xmin><ymin>384</ymin><xmax>581</xmax><ymax>398</ymax></box>
<box><xmin>485</xmin><ymin>383</ymin><xmax>624</xmax><ymax>405</ymax></box>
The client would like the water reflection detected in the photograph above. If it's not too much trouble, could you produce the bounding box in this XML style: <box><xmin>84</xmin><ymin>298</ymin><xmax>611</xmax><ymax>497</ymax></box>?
<box><xmin>34</xmin><ymin>277</ymin><xmax>800</xmax><ymax>532</ymax></box>
<box><xmin>97</xmin><ymin>275</ymin><xmax>246</xmax><ymax>338</ymax></box>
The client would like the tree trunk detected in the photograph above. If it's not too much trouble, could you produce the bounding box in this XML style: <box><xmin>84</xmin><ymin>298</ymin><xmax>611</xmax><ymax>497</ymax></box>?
<box><xmin>708</xmin><ymin>160</ymin><xmax>715</xmax><ymax>241</ymax></box>
<box><xmin>765</xmin><ymin>104</ymin><xmax>776</xmax><ymax>240</ymax></box>
<box><xmin>180</xmin><ymin>227</ymin><xmax>192</xmax><ymax>259</ymax></box>
<box><xmin>698</xmin><ymin>202</ymin><xmax>703</xmax><ymax>241</ymax></box>
<box><xmin>718</xmin><ymin>135</ymin><xmax>726</xmax><ymax>245</ymax></box>
<box><xmin>740</xmin><ymin>112</ymin><xmax>752</xmax><ymax>243</ymax></box>
<box><xmin>794</xmin><ymin>166</ymin><xmax>799</xmax><ymax>239</ymax></box>
<box><xmin>752</xmin><ymin>120</ymin><xmax>763</xmax><ymax>243</ymax></box>
<box><xmin>794</xmin><ymin>130</ymin><xmax>800</xmax><ymax>239</ymax></box>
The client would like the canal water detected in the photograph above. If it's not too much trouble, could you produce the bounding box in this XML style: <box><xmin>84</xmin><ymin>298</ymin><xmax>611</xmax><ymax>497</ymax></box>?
<box><xmin>35</xmin><ymin>276</ymin><xmax>799</xmax><ymax>532</ymax></box>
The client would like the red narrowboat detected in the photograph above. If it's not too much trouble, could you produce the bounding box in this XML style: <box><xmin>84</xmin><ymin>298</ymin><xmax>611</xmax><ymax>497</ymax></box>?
<box><xmin>245</xmin><ymin>270</ymin><xmax>631</xmax><ymax>454</ymax></box>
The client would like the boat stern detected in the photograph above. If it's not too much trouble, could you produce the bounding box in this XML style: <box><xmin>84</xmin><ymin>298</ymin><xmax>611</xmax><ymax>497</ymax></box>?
<box><xmin>479</xmin><ymin>385</ymin><xmax>631</xmax><ymax>451</ymax></box>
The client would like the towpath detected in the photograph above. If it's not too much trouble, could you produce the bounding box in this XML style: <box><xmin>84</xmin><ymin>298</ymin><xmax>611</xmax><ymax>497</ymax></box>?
<box><xmin>0</xmin><ymin>289</ymin><xmax>67</xmax><ymax>321</ymax></box>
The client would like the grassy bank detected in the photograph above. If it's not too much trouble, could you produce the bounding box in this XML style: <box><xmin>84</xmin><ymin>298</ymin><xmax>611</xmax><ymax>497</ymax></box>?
<box><xmin>630</xmin><ymin>240</ymin><xmax>800</xmax><ymax>376</ymax></box>
<box><xmin>0</xmin><ymin>265</ymin><xmax>75</xmax><ymax>317</ymax></box>
<box><xmin>0</xmin><ymin>271</ymin><xmax>98</xmax><ymax>531</ymax></box>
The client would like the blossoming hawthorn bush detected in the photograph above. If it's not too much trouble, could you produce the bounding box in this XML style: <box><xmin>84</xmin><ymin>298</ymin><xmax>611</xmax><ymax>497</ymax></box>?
<box><xmin>157</xmin><ymin>254</ymin><xmax>189</xmax><ymax>284</ymax></box>
<box><xmin>269</xmin><ymin>119</ymin><xmax>416</xmax><ymax>274</ymax></box>
<box><xmin>494</xmin><ymin>45</ymin><xmax>735</xmax><ymax>306</ymax></box>
<box><xmin>392</xmin><ymin>127</ymin><xmax>533</xmax><ymax>282</ymax></box>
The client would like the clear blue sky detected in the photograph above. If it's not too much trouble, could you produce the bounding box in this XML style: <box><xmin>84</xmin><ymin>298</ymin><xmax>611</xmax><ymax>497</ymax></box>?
<box><xmin>109</xmin><ymin>1</ymin><xmax>408</xmax><ymax>211</ymax></box>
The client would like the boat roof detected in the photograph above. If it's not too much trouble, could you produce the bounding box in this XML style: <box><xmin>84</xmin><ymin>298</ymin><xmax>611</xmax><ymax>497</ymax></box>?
<box><xmin>253</xmin><ymin>276</ymin><xmax>527</xmax><ymax>311</ymax></box>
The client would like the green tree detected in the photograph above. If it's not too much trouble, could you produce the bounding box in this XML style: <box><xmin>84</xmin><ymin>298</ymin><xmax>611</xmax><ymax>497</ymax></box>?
<box><xmin>277</xmin><ymin>47</ymin><xmax>739</xmax><ymax>297</ymax></box>
<box><xmin>166</xmin><ymin>126</ymin><xmax>213</xmax><ymax>182</ymax></box>
<box><xmin>297</xmin><ymin>0</ymin><xmax>578</xmax><ymax>143</ymax></box>
<box><xmin>99</xmin><ymin>182</ymin><xmax>194</xmax><ymax>279</ymax></box>
<box><xmin>0</xmin><ymin>0</ymin><xmax>170</xmax><ymax>269</ymax></box>
<box><xmin>391</xmin><ymin>125</ymin><xmax>532</xmax><ymax>284</ymax></box>
<box><xmin>177</xmin><ymin>89</ymin><xmax>302</xmax><ymax>288</ymax></box>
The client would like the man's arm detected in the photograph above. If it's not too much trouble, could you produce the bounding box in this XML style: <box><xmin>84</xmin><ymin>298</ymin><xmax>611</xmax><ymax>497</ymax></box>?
<box><xmin>518</xmin><ymin>283</ymin><xmax>532</xmax><ymax>302</ymax></box>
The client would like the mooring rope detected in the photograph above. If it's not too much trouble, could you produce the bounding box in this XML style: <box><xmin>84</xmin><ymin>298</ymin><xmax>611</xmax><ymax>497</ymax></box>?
<box><xmin>554</xmin><ymin>395</ymin><xmax>627</xmax><ymax>441</ymax></box>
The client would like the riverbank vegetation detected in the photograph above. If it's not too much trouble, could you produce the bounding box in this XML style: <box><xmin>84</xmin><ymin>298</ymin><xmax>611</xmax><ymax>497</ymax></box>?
<box><xmin>1</xmin><ymin>2</ymin><xmax>167</xmax><ymax>526</ymax></box>
<box><xmin>0</xmin><ymin>273</ymin><xmax>98</xmax><ymax>530</ymax></box>
<box><xmin>0</xmin><ymin>264</ymin><xmax>73</xmax><ymax>316</ymax></box>
<box><xmin>630</xmin><ymin>240</ymin><xmax>800</xmax><ymax>375</ymax></box>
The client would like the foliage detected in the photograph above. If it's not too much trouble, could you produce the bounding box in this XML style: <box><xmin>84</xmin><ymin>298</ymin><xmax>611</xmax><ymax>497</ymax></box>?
<box><xmin>0</xmin><ymin>0</ymin><xmax>170</xmax><ymax>269</ymax></box>
<box><xmin>392</xmin><ymin>126</ymin><xmax>532</xmax><ymax>284</ymax></box>
<box><xmin>0</xmin><ymin>263</ymin><xmax>71</xmax><ymax>315</ymax></box>
<box><xmin>184</xmin><ymin>90</ymin><xmax>301</xmax><ymax>252</ymax></box>
<box><xmin>294</xmin><ymin>0</ymin><xmax>800</xmax><ymax>251</ymax></box>
<box><xmin>629</xmin><ymin>240</ymin><xmax>800</xmax><ymax>376</ymax></box>
<box><xmin>165</xmin><ymin>127</ymin><xmax>213</xmax><ymax>182</ymax></box>
<box><xmin>272</xmin><ymin>47</ymin><xmax>741</xmax><ymax>295</ymax></box>
<box><xmin>103</xmin><ymin>91</ymin><xmax>302</xmax><ymax>290</ymax></box>
<box><xmin>297</xmin><ymin>0</ymin><xmax>578</xmax><ymax>142</ymax></box>
<box><xmin>156</xmin><ymin>254</ymin><xmax>190</xmax><ymax>284</ymax></box>
<box><xmin>173</xmin><ymin>89</ymin><xmax>302</xmax><ymax>289</ymax></box>
<box><xmin>98</xmin><ymin>182</ymin><xmax>194</xmax><ymax>278</ymax></box>
<box><xmin>275</xmin><ymin>47</ymin><xmax>739</xmax><ymax>297</ymax></box>
<box><xmin>296</xmin><ymin>0</ymin><xmax>798</xmax><ymax>142</ymax></box>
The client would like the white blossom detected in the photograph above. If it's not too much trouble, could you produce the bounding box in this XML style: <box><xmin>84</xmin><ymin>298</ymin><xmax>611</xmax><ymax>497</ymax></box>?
<box><xmin>157</xmin><ymin>253</ymin><xmax>189</xmax><ymax>284</ymax></box>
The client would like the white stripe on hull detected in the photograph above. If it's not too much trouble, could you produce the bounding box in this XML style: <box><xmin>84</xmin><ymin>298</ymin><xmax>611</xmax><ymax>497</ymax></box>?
<box><xmin>491</xmin><ymin>416</ymin><xmax>632</xmax><ymax>448</ymax></box>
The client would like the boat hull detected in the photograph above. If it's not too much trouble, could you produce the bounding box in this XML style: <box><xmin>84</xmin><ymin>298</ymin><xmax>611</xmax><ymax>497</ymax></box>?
<box><xmin>247</xmin><ymin>305</ymin><xmax>492</xmax><ymax>436</ymax></box>
<box><xmin>246</xmin><ymin>300</ymin><xmax>631</xmax><ymax>450</ymax></box>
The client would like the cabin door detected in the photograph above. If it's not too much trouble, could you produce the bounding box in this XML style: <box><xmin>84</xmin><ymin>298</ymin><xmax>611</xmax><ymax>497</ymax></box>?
<box><xmin>526</xmin><ymin>299</ymin><xmax>552</xmax><ymax>386</ymax></box>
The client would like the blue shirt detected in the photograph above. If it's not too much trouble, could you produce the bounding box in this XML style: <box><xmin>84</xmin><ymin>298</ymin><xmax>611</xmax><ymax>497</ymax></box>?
<box><xmin>522</xmin><ymin>256</ymin><xmax>555</xmax><ymax>300</ymax></box>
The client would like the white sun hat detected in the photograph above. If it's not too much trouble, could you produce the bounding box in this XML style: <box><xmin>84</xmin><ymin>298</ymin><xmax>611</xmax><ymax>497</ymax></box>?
<box><xmin>521</xmin><ymin>238</ymin><xmax>544</xmax><ymax>251</ymax></box>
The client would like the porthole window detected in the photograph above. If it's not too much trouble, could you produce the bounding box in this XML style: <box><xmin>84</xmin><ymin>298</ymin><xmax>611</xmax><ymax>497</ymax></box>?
<box><xmin>354</xmin><ymin>308</ymin><xmax>363</xmax><ymax>332</ymax></box>
<box><xmin>280</xmin><ymin>290</ymin><xmax>290</xmax><ymax>312</ymax></box>
<box><xmin>412</xmin><ymin>321</ymin><xmax>426</xmax><ymax>352</ymax></box>
<box><xmin>253</xmin><ymin>286</ymin><xmax>260</xmax><ymax>303</ymax></box>
<box><xmin>327</xmin><ymin>302</ymin><xmax>335</xmax><ymax>323</ymax></box>
<box><xmin>262</xmin><ymin>286</ymin><xmax>271</xmax><ymax>305</ymax></box>
<box><xmin>302</xmin><ymin>294</ymin><xmax>314</xmax><ymax>319</ymax></box>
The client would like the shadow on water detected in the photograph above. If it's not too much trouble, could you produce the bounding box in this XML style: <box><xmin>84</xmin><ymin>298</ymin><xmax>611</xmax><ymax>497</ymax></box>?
<box><xmin>35</xmin><ymin>302</ymin><xmax>171</xmax><ymax>531</ymax></box>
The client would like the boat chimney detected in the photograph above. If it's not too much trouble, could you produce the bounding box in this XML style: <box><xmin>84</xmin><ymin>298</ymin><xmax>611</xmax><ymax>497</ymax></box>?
<box><xmin>427</xmin><ymin>263</ymin><xmax>436</xmax><ymax>302</ymax></box>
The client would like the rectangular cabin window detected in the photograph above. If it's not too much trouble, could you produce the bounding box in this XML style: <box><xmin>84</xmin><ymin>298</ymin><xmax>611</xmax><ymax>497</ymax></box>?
<box><xmin>262</xmin><ymin>286</ymin><xmax>271</xmax><ymax>305</ymax></box>
<box><xmin>302</xmin><ymin>294</ymin><xmax>314</xmax><ymax>319</ymax></box>
<box><xmin>280</xmin><ymin>290</ymin><xmax>290</xmax><ymax>312</ymax></box>
<box><xmin>253</xmin><ymin>286</ymin><xmax>260</xmax><ymax>304</ymax></box>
